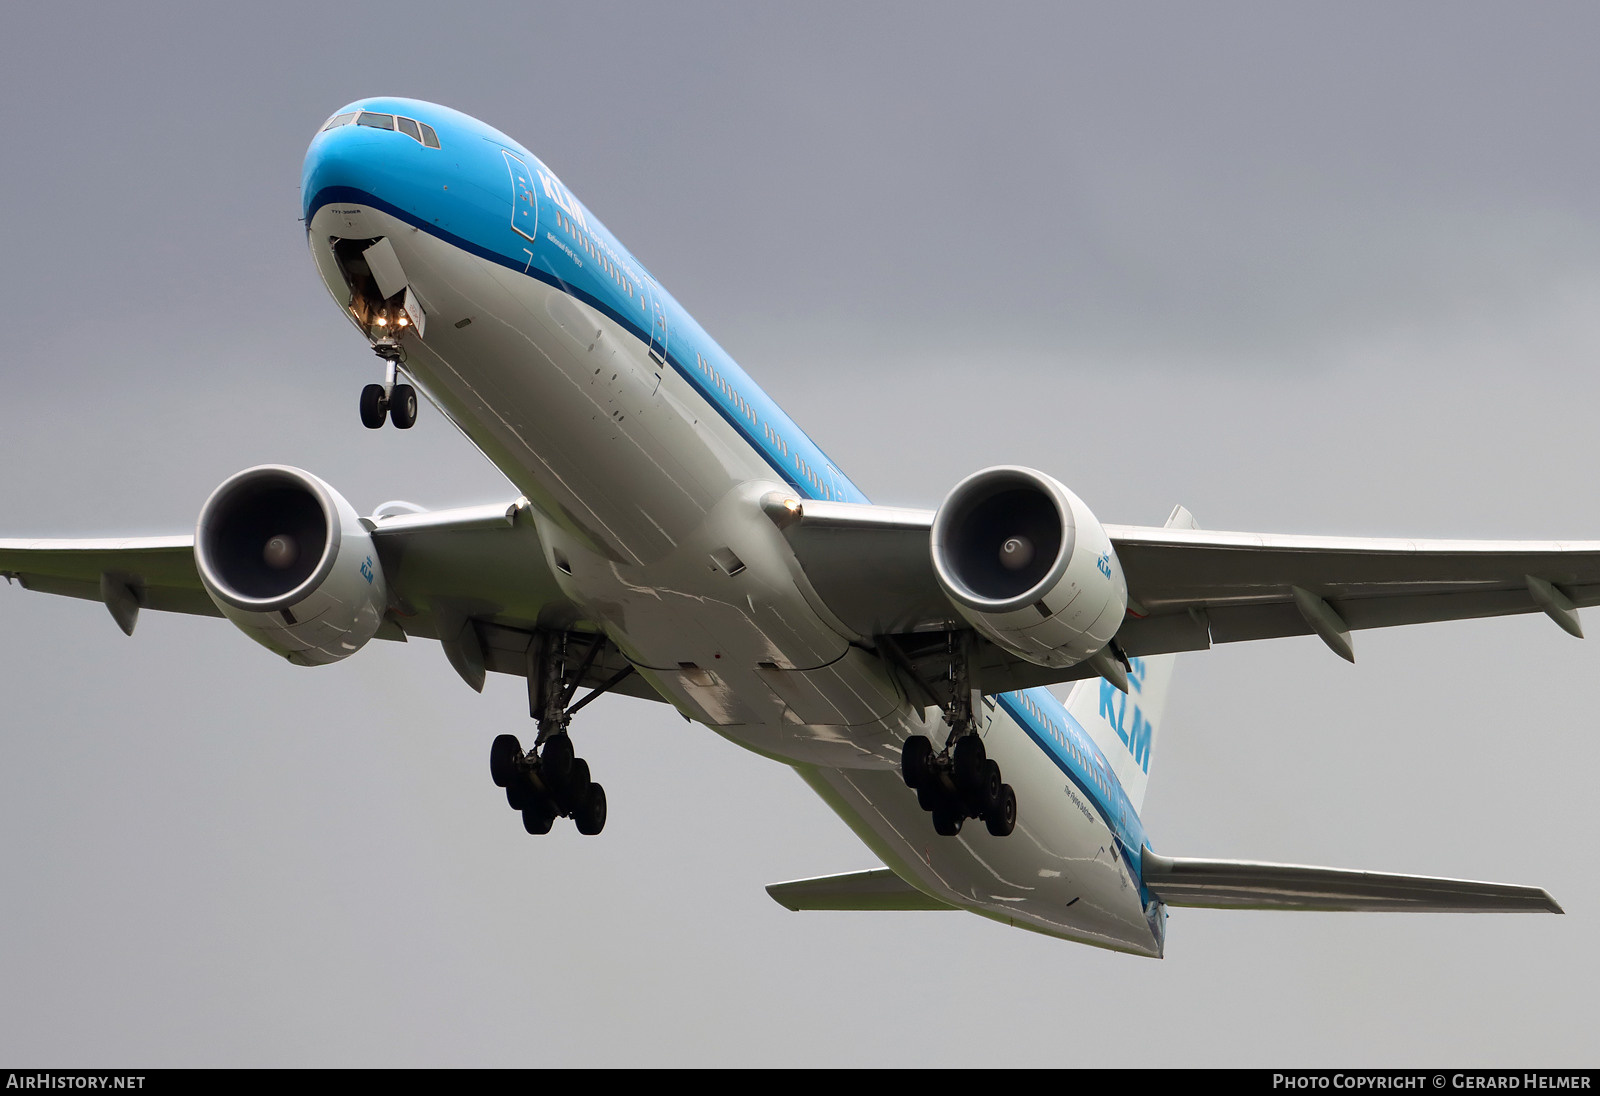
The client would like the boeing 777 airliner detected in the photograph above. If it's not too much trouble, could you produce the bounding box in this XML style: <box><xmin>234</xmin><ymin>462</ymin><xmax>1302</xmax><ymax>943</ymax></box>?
<box><xmin>0</xmin><ymin>98</ymin><xmax>1578</xmax><ymax>956</ymax></box>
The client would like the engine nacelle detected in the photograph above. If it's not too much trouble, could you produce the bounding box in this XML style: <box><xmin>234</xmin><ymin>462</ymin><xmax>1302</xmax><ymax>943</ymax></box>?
<box><xmin>194</xmin><ymin>465</ymin><xmax>389</xmax><ymax>666</ymax></box>
<box><xmin>930</xmin><ymin>466</ymin><xmax>1127</xmax><ymax>669</ymax></box>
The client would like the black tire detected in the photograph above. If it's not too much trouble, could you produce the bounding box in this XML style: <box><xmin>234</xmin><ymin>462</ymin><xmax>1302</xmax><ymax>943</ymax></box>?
<box><xmin>489</xmin><ymin>734</ymin><xmax>521</xmax><ymax>788</ymax></box>
<box><xmin>560</xmin><ymin>757</ymin><xmax>592</xmax><ymax>806</ymax></box>
<box><xmin>359</xmin><ymin>383</ymin><xmax>387</xmax><ymax>429</ymax></box>
<box><xmin>985</xmin><ymin>783</ymin><xmax>1017</xmax><ymax>837</ymax></box>
<box><xmin>978</xmin><ymin>759</ymin><xmax>1003</xmax><ymax>813</ymax></box>
<box><xmin>932</xmin><ymin>806</ymin><xmax>963</xmax><ymax>837</ymax></box>
<box><xmin>506</xmin><ymin>776</ymin><xmax>530</xmax><ymax>811</ymax></box>
<box><xmin>522</xmin><ymin>802</ymin><xmax>555</xmax><ymax>835</ymax></box>
<box><xmin>390</xmin><ymin>384</ymin><xmax>418</xmax><ymax>429</ymax></box>
<box><xmin>541</xmin><ymin>734</ymin><xmax>574</xmax><ymax>784</ymax></box>
<box><xmin>953</xmin><ymin>734</ymin><xmax>987</xmax><ymax>794</ymax></box>
<box><xmin>916</xmin><ymin>783</ymin><xmax>941</xmax><ymax>813</ymax></box>
<box><xmin>900</xmin><ymin>735</ymin><xmax>933</xmax><ymax>788</ymax></box>
<box><xmin>575</xmin><ymin>783</ymin><xmax>607</xmax><ymax>836</ymax></box>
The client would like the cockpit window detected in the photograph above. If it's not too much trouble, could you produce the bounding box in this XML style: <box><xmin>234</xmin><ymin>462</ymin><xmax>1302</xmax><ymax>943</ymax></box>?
<box><xmin>325</xmin><ymin>109</ymin><xmax>440</xmax><ymax>147</ymax></box>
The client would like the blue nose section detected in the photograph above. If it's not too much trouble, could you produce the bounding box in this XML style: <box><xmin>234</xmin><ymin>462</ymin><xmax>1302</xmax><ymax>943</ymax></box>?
<box><xmin>302</xmin><ymin>99</ymin><xmax>451</xmax><ymax>222</ymax></box>
<box><xmin>302</xmin><ymin>99</ymin><xmax>551</xmax><ymax>279</ymax></box>
<box><xmin>302</xmin><ymin>119</ymin><xmax>398</xmax><ymax>223</ymax></box>
<box><xmin>302</xmin><ymin>99</ymin><xmax>516</xmax><ymax>240</ymax></box>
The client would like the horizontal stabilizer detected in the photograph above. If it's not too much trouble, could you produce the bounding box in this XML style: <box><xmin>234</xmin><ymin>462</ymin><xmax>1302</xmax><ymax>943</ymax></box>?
<box><xmin>1142</xmin><ymin>850</ymin><xmax>1562</xmax><ymax>913</ymax></box>
<box><xmin>766</xmin><ymin>868</ymin><xmax>955</xmax><ymax>912</ymax></box>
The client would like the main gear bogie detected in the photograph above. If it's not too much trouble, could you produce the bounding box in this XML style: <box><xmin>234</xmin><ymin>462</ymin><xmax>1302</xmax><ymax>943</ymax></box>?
<box><xmin>900</xmin><ymin>731</ymin><xmax>1017</xmax><ymax>838</ymax></box>
<box><xmin>486</xmin><ymin>731</ymin><xmax>608</xmax><ymax>837</ymax></box>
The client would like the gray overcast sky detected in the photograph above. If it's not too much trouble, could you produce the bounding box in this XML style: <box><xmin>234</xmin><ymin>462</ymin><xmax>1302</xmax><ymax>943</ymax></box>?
<box><xmin>2</xmin><ymin>1</ymin><xmax>1597</xmax><ymax>1066</ymax></box>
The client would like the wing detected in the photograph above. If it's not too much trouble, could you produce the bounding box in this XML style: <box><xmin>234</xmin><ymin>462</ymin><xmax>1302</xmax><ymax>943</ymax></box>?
<box><xmin>0</xmin><ymin>502</ymin><xmax>660</xmax><ymax>703</ymax></box>
<box><xmin>1107</xmin><ymin>524</ymin><xmax>1600</xmax><ymax>658</ymax></box>
<box><xmin>776</xmin><ymin>500</ymin><xmax>1600</xmax><ymax>692</ymax></box>
<box><xmin>0</xmin><ymin>536</ymin><xmax>219</xmax><ymax>629</ymax></box>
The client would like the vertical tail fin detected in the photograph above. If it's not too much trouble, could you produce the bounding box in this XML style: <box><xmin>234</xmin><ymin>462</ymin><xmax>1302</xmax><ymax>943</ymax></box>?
<box><xmin>1064</xmin><ymin>504</ymin><xmax>1197</xmax><ymax>813</ymax></box>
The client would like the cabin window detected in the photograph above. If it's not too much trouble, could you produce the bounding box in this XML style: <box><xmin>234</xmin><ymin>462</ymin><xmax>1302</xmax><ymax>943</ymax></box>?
<box><xmin>419</xmin><ymin>122</ymin><xmax>441</xmax><ymax>148</ymax></box>
<box><xmin>322</xmin><ymin>112</ymin><xmax>358</xmax><ymax>131</ymax></box>
<box><xmin>396</xmin><ymin>117</ymin><xmax>422</xmax><ymax>142</ymax></box>
<box><xmin>357</xmin><ymin>112</ymin><xmax>395</xmax><ymax>130</ymax></box>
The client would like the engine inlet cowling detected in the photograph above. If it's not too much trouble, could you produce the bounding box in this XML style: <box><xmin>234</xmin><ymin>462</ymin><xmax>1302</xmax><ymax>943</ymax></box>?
<box><xmin>930</xmin><ymin>466</ymin><xmax>1127</xmax><ymax>669</ymax></box>
<box><xmin>194</xmin><ymin>465</ymin><xmax>388</xmax><ymax>665</ymax></box>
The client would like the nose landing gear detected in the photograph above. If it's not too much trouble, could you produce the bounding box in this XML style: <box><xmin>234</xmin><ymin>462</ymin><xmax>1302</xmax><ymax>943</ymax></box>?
<box><xmin>360</xmin><ymin>338</ymin><xmax>418</xmax><ymax>430</ymax></box>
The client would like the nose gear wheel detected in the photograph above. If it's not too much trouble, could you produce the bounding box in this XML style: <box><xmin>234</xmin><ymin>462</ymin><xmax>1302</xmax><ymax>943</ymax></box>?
<box><xmin>360</xmin><ymin>339</ymin><xmax>418</xmax><ymax>430</ymax></box>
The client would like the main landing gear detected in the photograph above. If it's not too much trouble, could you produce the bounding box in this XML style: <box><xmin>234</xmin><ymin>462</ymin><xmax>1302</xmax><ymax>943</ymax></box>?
<box><xmin>360</xmin><ymin>337</ymin><xmax>418</xmax><ymax>430</ymax></box>
<box><xmin>490</xmin><ymin>730</ymin><xmax>607</xmax><ymax>835</ymax></box>
<box><xmin>901</xmin><ymin>731</ymin><xmax>1016</xmax><ymax>837</ymax></box>
<box><xmin>896</xmin><ymin>633</ymin><xmax>1017</xmax><ymax>838</ymax></box>
<box><xmin>488</xmin><ymin>633</ymin><xmax>634</xmax><ymax>837</ymax></box>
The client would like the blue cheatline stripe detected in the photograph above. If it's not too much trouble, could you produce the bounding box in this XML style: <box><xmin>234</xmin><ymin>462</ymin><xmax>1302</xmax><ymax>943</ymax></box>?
<box><xmin>307</xmin><ymin>186</ymin><xmax>844</xmax><ymax>504</ymax></box>
<box><xmin>995</xmin><ymin>691</ymin><xmax>1149</xmax><ymax>896</ymax></box>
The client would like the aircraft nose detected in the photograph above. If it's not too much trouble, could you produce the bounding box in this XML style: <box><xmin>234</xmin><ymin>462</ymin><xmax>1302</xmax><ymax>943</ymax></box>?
<box><xmin>303</xmin><ymin>107</ymin><xmax>444</xmax><ymax>221</ymax></box>
<box><xmin>302</xmin><ymin>118</ymin><xmax>385</xmax><ymax>221</ymax></box>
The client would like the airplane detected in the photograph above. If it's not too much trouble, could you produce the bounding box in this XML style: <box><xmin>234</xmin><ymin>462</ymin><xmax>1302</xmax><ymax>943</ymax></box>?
<box><xmin>0</xmin><ymin>97</ymin><xmax>1579</xmax><ymax>958</ymax></box>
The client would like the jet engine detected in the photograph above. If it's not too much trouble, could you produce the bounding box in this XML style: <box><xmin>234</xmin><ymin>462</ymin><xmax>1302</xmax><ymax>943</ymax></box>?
<box><xmin>194</xmin><ymin>465</ymin><xmax>389</xmax><ymax>665</ymax></box>
<box><xmin>930</xmin><ymin>466</ymin><xmax>1127</xmax><ymax>669</ymax></box>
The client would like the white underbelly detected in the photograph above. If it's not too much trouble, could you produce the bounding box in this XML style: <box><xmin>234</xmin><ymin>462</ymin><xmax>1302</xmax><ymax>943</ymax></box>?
<box><xmin>309</xmin><ymin>205</ymin><xmax>769</xmax><ymax>566</ymax></box>
<box><xmin>307</xmin><ymin>206</ymin><xmax>1162</xmax><ymax>953</ymax></box>
<box><xmin>310</xmin><ymin>209</ymin><xmax>915</xmax><ymax>766</ymax></box>
<box><xmin>799</xmin><ymin>703</ymin><xmax>1163</xmax><ymax>955</ymax></box>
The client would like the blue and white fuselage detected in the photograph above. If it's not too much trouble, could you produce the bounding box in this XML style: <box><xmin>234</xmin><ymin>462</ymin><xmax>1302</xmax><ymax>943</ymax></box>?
<box><xmin>302</xmin><ymin>98</ymin><xmax>1165</xmax><ymax>955</ymax></box>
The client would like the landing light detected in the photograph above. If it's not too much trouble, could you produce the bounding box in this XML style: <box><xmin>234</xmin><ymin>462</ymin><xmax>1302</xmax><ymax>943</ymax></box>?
<box><xmin>375</xmin><ymin>317</ymin><xmax>388</xmax><ymax>326</ymax></box>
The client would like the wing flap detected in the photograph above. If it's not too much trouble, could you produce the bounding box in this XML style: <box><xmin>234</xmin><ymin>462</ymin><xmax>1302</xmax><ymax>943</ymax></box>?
<box><xmin>367</xmin><ymin>501</ymin><xmax>583</xmax><ymax>641</ymax></box>
<box><xmin>779</xmin><ymin>501</ymin><xmax>951</xmax><ymax>637</ymax></box>
<box><xmin>1141</xmin><ymin>849</ymin><xmax>1562</xmax><ymax>913</ymax></box>
<box><xmin>766</xmin><ymin>868</ymin><xmax>956</xmax><ymax>911</ymax></box>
